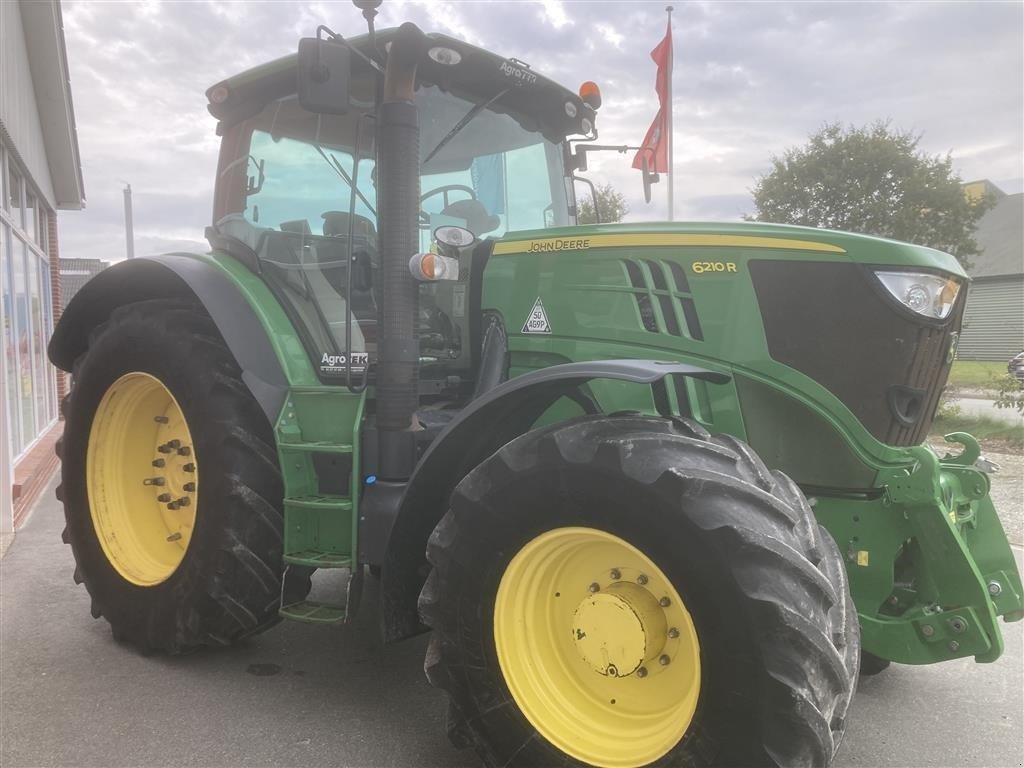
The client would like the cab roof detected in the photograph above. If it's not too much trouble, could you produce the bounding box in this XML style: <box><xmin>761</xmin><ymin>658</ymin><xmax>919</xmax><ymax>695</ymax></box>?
<box><xmin>206</xmin><ymin>27</ymin><xmax>596</xmax><ymax>144</ymax></box>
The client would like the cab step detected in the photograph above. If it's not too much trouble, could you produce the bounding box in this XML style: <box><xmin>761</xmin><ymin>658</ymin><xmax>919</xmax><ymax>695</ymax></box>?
<box><xmin>278</xmin><ymin>440</ymin><xmax>353</xmax><ymax>454</ymax></box>
<box><xmin>279</xmin><ymin>600</ymin><xmax>347</xmax><ymax>624</ymax></box>
<box><xmin>283</xmin><ymin>550</ymin><xmax>353</xmax><ymax>568</ymax></box>
<box><xmin>284</xmin><ymin>494</ymin><xmax>353</xmax><ymax>512</ymax></box>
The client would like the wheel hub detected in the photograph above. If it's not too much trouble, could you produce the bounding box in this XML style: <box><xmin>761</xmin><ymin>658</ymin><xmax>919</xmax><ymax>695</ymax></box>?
<box><xmin>494</xmin><ymin>527</ymin><xmax>701</xmax><ymax>768</ymax></box>
<box><xmin>87</xmin><ymin>371</ymin><xmax>198</xmax><ymax>586</ymax></box>
<box><xmin>572</xmin><ymin>582</ymin><xmax>667</xmax><ymax>677</ymax></box>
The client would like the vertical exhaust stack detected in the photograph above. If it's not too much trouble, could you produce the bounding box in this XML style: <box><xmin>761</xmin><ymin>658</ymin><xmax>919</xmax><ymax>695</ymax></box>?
<box><xmin>376</xmin><ymin>22</ymin><xmax>428</xmax><ymax>479</ymax></box>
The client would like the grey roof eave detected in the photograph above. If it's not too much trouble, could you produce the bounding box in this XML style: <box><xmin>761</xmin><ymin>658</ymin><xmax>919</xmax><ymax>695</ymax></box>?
<box><xmin>19</xmin><ymin>0</ymin><xmax>85</xmax><ymax>210</ymax></box>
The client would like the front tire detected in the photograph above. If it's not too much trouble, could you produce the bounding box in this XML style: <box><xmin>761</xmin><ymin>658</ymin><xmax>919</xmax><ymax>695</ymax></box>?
<box><xmin>419</xmin><ymin>414</ymin><xmax>859</xmax><ymax>767</ymax></box>
<box><xmin>57</xmin><ymin>299</ymin><xmax>299</xmax><ymax>654</ymax></box>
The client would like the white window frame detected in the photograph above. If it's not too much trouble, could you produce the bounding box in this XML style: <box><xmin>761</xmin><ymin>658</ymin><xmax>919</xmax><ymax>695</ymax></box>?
<box><xmin>0</xmin><ymin>138</ymin><xmax>57</xmax><ymax>459</ymax></box>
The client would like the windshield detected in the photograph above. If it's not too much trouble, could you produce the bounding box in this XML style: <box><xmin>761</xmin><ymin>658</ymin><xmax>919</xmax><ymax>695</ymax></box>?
<box><xmin>213</xmin><ymin>82</ymin><xmax>572</xmax><ymax>380</ymax></box>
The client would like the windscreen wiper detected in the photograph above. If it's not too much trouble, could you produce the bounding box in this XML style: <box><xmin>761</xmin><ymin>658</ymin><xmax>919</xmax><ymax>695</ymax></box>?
<box><xmin>314</xmin><ymin>144</ymin><xmax>377</xmax><ymax>217</ymax></box>
<box><xmin>422</xmin><ymin>87</ymin><xmax>512</xmax><ymax>168</ymax></box>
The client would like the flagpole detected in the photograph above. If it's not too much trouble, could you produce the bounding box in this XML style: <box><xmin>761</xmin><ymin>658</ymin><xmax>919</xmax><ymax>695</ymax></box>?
<box><xmin>666</xmin><ymin>5</ymin><xmax>674</xmax><ymax>221</ymax></box>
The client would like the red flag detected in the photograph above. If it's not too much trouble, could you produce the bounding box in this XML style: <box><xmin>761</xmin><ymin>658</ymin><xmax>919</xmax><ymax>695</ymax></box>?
<box><xmin>632</xmin><ymin>20</ymin><xmax>672</xmax><ymax>173</ymax></box>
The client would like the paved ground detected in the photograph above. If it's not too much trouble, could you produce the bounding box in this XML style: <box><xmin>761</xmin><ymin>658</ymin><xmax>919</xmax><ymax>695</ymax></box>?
<box><xmin>946</xmin><ymin>396</ymin><xmax>1024</xmax><ymax>427</ymax></box>
<box><xmin>2</xmin><ymin>478</ymin><xmax>1022</xmax><ymax>768</ymax></box>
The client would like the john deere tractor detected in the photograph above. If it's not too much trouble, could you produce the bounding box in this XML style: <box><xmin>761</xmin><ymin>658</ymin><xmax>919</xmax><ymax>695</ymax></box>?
<box><xmin>49</xmin><ymin>9</ymin><xmax>1021</xmax><ymax>768</ymax></box>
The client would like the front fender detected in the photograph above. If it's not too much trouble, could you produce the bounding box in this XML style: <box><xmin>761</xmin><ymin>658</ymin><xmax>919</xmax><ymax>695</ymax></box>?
<box><xmin>48</xmin><ymin>253</ymin><xmax>291</xmax><ymax>425</ymax></box>
<box><xmin>376</xmin><ymin>359</ymin><xmax>730</xmax><ymax>642</ymax></box>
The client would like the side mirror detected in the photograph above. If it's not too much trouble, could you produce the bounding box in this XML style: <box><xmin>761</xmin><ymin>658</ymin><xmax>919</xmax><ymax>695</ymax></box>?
<box><xmin>641</xmin><ymin>155</ymin><xmax>660</xmax><ymax>204</ymax></box>
<box><xmin>297</xmin><ymin>37</ymin><xmax>351</xmax><ymax>114</ymax></box>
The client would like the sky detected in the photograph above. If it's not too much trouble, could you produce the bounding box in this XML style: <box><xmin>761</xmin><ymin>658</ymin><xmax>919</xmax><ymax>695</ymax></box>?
<box><xmin>58</xmin><ymin>0</ymin><xmax>1024</xmax><ymax>262</ymax></box>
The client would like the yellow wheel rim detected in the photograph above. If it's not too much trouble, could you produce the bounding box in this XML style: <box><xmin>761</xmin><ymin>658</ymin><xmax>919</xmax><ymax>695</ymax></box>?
<box><xmin>86</xmin><ymin>372</ymin><xmax>199</xmax><ymax>586</ymax></box>
<box><xmin>494</xmin><ymin>527</ymin><xmax>701</xmax><ymax>768</ymax></box>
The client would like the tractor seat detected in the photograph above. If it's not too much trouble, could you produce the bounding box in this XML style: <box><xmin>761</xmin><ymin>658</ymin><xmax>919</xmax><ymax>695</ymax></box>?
<box><xmin>441</xmin><ymin>199</ymin><xmax>500</xmax><ymax>236</ymax></box>
<box><xmin>322</xmin><ymin>211</ymin><xmax>377</xmax><ymax>242</ymax></box>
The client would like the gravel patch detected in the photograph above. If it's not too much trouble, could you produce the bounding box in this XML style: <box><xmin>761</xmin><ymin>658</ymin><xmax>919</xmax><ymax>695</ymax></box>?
<box><xmin>988</xmin><ymin>451</ymin><xmax>1023</xmax><ymax>547</ymax></box>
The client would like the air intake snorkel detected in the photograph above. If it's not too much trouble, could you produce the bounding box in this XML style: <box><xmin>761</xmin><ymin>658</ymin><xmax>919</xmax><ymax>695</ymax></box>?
<box><xmin>375</xmin><ymin>22</ymin><xmax>428</xmax><ymax>479</ymax></box>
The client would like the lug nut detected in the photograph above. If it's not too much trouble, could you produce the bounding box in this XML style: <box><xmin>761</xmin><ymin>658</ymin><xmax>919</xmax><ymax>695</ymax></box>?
<box><xmin>610</xmin><ymin>569</ymin><xmax>621</xmax><ymax>580</ymax></box>
<box><xmin>588</xmin><ymin>582</ymin><xmax>601</xmax><ymax>593</ymax></box>
<box><xmin>166</xmin><ymin>532</ymin><xmax>182</xmax><ymax>542</ymax></box>
<box><xmin>183</xmin><ymin>482</ymin><xmax>196</xmax><ymax>493</ymax></box>
<box><xmin>659</xmin><ymin>597</ymin><xmax>671</xmax><ymax>608</ymax></box>
<box><xmin>167</xmin><ymin>501</ymin><xmax>180</xmax><ymax>510</ymax></box>
<box><xmin>659</xmin><ymin>654</ymin><xmax>671</xmax><ymax>666</ymax></box>
<box><xmin>157</xmin><ymin>443</ymin><xmax>174</xmax><ymax>454</ymax></box>
<box><xmin>948</xmin><ymin>640</ymin><xmax>960</xmax><ymax>652</ymax></box>
<box><xmin>167</xmin><ymin>439</ymin><xmax>181</xmax><ymax>449</ymax></box>
<box><xmin>988</xmin><ymin>581</ymin><xmax>1003</xmax><ymax>597</ymax></box>
<box><xmin>157</xmin><ymin>493</ymin><xmax>171</xmax><ymax>503</ymax></box>
<box><xmin>177</xmin><ymin>497</ymin><xmax>191</xmax><ymax>507</ymax></box>
<box><xmin>154</xmin><ymin>415</ymin><xmax>169</xmax><ymax>424</ymax></box>
<box><xmin>921</xmin><ymin>624</ymin><xmax>935</xmax><ymax>637</ymax></box>
<box><xmin>606</xmin><ymin>664</ymin><xmax>618</xmax><ymax>677</ymax></box>
<box><xmin>667</xmin><ymin>627</ymin><xmax>679</xmax><ymax>639</ymax></box>
<box><xmin>151</xmin><ymin>459</ymin><xmax>165</xmax><ymax>468</ymax></box>
<box><xmin>177</xmin><ymin>446</ymin><xmax>191</xmax><ymax>457</ymax></box>
<box><xmin>636</xmin><ymin>667</ymin><xmax>648</xmax><ymax>679</ymax></box>
<box><xmin>143</xmin><ymin>477</ymin><xmax>166</xmax><ymax>486</ymax></box>
<box><xmin>637</xmin><ymin>574</ymin><xmax>649</xmax><ymax>586</ymax></box>
<box><xmin>183</xmin><ymin>463</ymin><xmax>196</xmax><ymax>473</ymax></box>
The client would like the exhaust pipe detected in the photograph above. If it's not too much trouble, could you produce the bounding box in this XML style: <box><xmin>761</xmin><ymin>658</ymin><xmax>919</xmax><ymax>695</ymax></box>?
<box><xmin>376</xmin><ymin>22</ymin><xmax>427</xmax><ymax>479</ymax></box>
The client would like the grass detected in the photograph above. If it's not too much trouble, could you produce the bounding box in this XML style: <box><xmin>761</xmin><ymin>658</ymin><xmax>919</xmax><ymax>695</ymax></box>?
<box><xmin>931</xmin><ymin>411</ymin><xmax>1023</xmax><ymax>452</ymax></box>
<box><xmin>946</xmin><ymin>360</ymin><xmax>1010</xmax><ymax>391</ymax></box>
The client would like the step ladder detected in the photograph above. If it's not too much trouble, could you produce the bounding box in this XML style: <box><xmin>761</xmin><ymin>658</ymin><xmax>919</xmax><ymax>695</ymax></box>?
<box><xmin>275</xmin><ymin>388</ymin><xmax>364</xmax><ymax>624</ymax></box>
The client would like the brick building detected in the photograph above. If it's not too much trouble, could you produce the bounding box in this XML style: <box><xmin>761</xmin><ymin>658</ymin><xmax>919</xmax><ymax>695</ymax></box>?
<box><xmin>1</xmin><ymin>0</ymin><xmax>85</xmax><ymax>531</ymax></box>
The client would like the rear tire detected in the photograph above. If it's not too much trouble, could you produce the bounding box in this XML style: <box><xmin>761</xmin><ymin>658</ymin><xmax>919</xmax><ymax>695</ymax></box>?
<box><xmin>57</xmin><ymin>299</ymin><xmax>304</xmax><ymax>653</ymax></box>
<box><xmin>419</xmin><ymin>414</ymin><xmax>859</xmax><ymax>767</ymax></box>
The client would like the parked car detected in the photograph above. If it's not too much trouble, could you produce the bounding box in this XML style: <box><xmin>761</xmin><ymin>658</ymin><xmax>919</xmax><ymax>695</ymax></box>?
<box><xmin>1009</xmin><ymin>351</ymin><xmax>1024</xmax><ymax>381</ymax></box>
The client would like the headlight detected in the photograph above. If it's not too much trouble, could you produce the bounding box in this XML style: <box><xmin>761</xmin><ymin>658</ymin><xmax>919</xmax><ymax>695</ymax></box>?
<box><xmin>874</xmin><ymin>271</ymin><xmax>961</xmax><ymax>319</ymax></box>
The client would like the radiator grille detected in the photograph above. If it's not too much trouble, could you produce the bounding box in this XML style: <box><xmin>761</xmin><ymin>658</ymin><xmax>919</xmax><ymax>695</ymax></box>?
<box><xmin>750</xmin><ymin>260</ymin><xmax>964</xmax><ymax>447</ymax></box>
<box><xmin>623</xmin><ymin>259</ymin><xmax>704</xmax><ymax>341</ymax></box>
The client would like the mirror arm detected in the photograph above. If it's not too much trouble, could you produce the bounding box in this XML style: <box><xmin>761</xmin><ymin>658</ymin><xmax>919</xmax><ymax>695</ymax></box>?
<box><xmin>317</xmin><ymin>23</ymin><xmax>385</xmax><ymax>76</ymax></box>
<box><xmin>573</xmin><ymin>175</ymin><xmax>601</xmax><ymax>224</ymax></box>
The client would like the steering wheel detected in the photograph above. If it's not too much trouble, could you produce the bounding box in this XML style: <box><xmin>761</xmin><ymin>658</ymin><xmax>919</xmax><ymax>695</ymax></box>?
<box><xmin>420</xmin><ymin>185</ymin><xmax>477</xmax><ymax>222</ymax></box>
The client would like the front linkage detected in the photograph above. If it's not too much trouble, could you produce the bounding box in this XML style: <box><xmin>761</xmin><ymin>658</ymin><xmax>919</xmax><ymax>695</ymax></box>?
<box><xmin>821</xmin><ymin>432</ymin><xmax>1022</xmax><ymax>665</ymax></box>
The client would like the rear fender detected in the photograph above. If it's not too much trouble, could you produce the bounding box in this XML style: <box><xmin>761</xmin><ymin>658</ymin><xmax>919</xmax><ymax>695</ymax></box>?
<box><xmin>48</xmin><ymin>254</ymin><xmax>291</xmax><ymax>425</ymax></box>
<box><xmin>377</xmin><ymin>359</ymin><xmax>730</xmax><ymax>642</ymax></box>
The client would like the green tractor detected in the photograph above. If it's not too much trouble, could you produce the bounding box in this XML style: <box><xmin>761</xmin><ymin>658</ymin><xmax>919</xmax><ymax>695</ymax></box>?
<box><xmin>49</xmin><ymin>10</ymin><xmax>1020</xmax><ymax>768</ymax></box>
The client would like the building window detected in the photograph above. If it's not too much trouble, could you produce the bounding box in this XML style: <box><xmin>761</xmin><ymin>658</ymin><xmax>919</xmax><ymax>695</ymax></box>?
<box><xmin>1</xmin><ymin>229</ymin><xmax>19</xmax><ymax>454</ymax></box>
<box><xmin>1</xmin><ymin>139</ymin><xmax>57</xmax><ymax>459</ymax></box>
<box><xmin>7</xmin><ymin>165</ymin><xmax>23</xmax><ymax>227</ymax></box>
<box><xmin>26</xmin><ymin>192</ymin><xmax>39</xmax><ymax>246</ymax></box>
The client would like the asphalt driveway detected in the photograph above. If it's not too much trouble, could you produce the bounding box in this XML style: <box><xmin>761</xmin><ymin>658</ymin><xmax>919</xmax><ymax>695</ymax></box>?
<box><xmin>2</xmin><ymin>478</ymin><xmax>1022</xmax><ymax>768</ymax></box>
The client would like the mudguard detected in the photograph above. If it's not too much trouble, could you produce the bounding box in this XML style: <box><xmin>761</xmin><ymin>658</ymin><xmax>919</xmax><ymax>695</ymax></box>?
<box><xmin>48</xmin><ymin>254</ymin><xmax>289</xmax><ymax>425</ymax></box>
<box><xmin>377</xmin><ymin>359</ymin><xmax>730</xmax><ymax>642</ymax></box>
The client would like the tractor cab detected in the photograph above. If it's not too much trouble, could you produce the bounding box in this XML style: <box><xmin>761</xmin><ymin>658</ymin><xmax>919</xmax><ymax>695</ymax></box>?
<box><xmin>206</xmin><ymin>29</ymin><xmax>593</xmax><ymax>391</ymax></box>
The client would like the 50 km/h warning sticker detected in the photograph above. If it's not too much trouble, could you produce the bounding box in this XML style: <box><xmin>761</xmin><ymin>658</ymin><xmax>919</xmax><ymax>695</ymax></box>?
<box><xmin>522</xmin><ymin>297</ymin><xmax>552</xmax><ymax>334</ymax></box>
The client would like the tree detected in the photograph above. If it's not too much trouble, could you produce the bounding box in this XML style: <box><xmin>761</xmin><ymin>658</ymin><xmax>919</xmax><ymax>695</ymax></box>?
<box><xmin>749</xmin><ymin>122</ymin><xmax>992</xmax><ymax>268</ymax></box>
<box><xmin>578</xmin><ymin>183</ymin><xmax>629</xmax><ymax>225</ymax></box>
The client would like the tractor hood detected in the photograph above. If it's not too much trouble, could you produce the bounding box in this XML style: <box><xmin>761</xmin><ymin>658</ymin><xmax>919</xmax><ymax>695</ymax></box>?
<box><xmin>491</xmin><ymin>220</ymin><xmax>968</xmax><ymax>277</ymax></box>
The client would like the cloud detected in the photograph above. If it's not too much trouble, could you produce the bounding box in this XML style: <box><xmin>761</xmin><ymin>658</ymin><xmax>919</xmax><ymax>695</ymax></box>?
<box><xmin>537</xmin><ymin>0</ymin><xmax>573</xmax><ymax>30</ymax></box>
<box><xmin>55</xmin><ymin>0</ymin><xmax>1022</xmax><ymax>262</ymax></box>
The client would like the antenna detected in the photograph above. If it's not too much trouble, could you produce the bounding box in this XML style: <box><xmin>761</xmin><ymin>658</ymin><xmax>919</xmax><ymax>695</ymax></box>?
<box><xmin>353</xmin><ymin>0</ymin><xmax>382</xmax><ymax>37</ymax></box>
